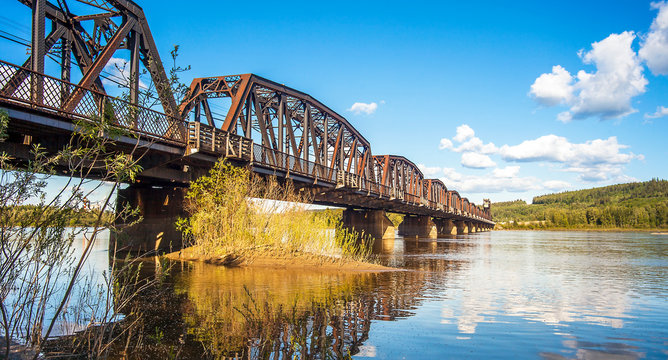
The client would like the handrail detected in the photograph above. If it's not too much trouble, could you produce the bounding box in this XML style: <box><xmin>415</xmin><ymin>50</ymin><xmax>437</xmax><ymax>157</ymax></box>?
<box><xmin>0</xmin><ymin>60</ymin><xmax>187</xmax><ymax>144</ymax></box>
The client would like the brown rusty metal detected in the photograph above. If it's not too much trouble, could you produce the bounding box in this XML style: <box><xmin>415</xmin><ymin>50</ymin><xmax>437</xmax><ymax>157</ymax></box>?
<box><xmin>181</xmin><ymin>74</ymin><xmax>374</xmax><ymax>184</ymax></box>
<box><xmin>372</xmin><ymin>155</ymin><xmax>424</xmax><ymax>203</ymax></box>
<box><xmin>424</xmin><ymin>179</ymin><xmax>447</xmax><ymax>208</ymax></box>
<box><xmin>11</xmin><ymin>0</ymin><xmax>178</xmax><ymax>117</ymax></box>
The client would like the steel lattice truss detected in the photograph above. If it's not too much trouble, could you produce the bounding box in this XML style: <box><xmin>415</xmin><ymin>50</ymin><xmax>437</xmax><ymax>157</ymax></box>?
<box><xmin>7</xmin><ymin>0</ymin><xmax>177</xmax><ymax>117</ymax></box>
<box><xmin>448</xmin><ymin>190</ymin><xmax>462</xmax><ymax>212</ymax></box>
<box><xmin>372</xmin><ymin>155</ymin><xmax>424</xmax><ymax>202</ymax></box>
<box><xmin>180</xmin><ymin>75</ymin><xmax>492</xmax><ymax>221</ymax></box>
<box><xmin>424</xmin><ymin>179</ymin><xmax>448</xmax><ymax>209</ymax></box>
<box><xmin>1</xmin><ymin>0</ymin><xmax>493</xmax><ymax>223</ymax></box>
<box><xmin>180</xmin><ymin>74</ymin><xmax>374</xmax><ymax>183</ymax></box>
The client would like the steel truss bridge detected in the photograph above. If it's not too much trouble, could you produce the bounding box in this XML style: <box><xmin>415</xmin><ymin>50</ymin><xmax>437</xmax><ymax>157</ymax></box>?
<box><xmin>0</xmin><ymin>0</ymin><xmax>493</xmax><ymax>248</ymax></box>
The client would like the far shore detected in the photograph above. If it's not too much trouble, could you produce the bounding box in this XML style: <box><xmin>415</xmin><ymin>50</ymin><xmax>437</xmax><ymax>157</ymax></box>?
<box><xmin>494</xmin><ymin>227</ymin><xmax>668</xmax><ymax>233</ymax></box>
<box><xmin>162</xmin><ymin>245</ymin><xmax>400</xmax><ymax>272</ymax></box>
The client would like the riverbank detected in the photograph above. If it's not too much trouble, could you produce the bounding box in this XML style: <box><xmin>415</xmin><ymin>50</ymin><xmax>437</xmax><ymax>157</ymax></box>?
<box><xmin>495</xmin><ymin>227</ymin><xmax>668</xmax><ymax>233</ymax></box>
<box><xmin>163</xmin><ymin>245</ymin><xmax>398</xmax><ymax>272</ymax></box>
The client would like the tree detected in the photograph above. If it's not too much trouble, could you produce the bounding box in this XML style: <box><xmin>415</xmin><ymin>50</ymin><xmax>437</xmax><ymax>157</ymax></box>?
<box><xmin>0</xmin><ymin>108</ymin><xmax>153</xmax><ymax>358</ymax></box>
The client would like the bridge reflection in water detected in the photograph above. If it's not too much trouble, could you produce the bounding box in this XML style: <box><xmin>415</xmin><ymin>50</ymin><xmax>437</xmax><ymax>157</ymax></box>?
<box><xmin>120</xmin><ymin>231</ymin><xmax>666</xmax><ymax>360</ymax></box>
<box><xmin>128</xmin><ymin>237</ymin><xmax>466</xmax><ymax>359</ymax></box>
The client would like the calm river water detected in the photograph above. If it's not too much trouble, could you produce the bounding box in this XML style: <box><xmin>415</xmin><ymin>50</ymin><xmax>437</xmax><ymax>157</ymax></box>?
<box><xmin>90</xmin><ymin>230</ymin><xmax>668</xmax><ymax>358</ymax></box>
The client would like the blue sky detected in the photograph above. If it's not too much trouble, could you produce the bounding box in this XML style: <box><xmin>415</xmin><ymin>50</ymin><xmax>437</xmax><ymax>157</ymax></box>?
<box><xmin>1</xmin><ymin>0</ymin><xmax>667</xmax><ymax>204</ymax></box>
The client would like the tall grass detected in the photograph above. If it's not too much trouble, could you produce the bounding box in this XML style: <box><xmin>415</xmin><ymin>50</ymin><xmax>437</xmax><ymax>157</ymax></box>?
<box><xmin>176</xmin><ymin>159</ymin><xmax>373</xmax><ymax>263</ymax></box>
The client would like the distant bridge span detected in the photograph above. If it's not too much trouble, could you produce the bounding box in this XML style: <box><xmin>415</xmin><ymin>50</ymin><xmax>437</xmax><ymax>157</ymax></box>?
<box><xmin>0</xmin><ymin>0</ymin><xmax>493</xmax><ymax>253</ymax></box>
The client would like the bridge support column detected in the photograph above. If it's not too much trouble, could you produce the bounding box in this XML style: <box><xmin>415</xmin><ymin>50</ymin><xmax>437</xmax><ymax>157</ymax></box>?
<box><xmin>470</xmin><ymin>223</ymin><xmax>477</xmax><ymax>233</ymax></box>
<box><xmin>454</xmin><ymin>220</ymin><xmax>468</xmax><ymax>235</ymax></box>
<box><xmin>398</xmin><ymin>215</ymin><xmax>436</xmax><ymax>238</ymax></box>
<box><xmin>433</xmin><ymin>218</ymin><xmax>456</xmax><ymax>236</ymax></box>
<box><xmin>111</xmin><ymin>185</ymin><xmax>187</xmax><ymax>255</ymax></box>
<box><xmin>342</xmin><ymin>209</ymin><xmax>395</xmax><ymax>240</ymax></box>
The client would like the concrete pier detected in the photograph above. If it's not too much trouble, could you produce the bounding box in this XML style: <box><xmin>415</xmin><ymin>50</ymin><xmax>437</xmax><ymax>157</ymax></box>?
<box><xmin>454</xmin><ymin>220</ymin><xmax>468</xmax><ymax>235</ymax></box>
<box><xmin>398</xmin><ymin>215</ymin><xmax>436</xmax><ymax>238</ymax></box>
<box><xmin>432</xmin><ymin>218</ymin><xmax>456</xmax><ymax>236</ymax></box>
<box><xmin>342</xmin><ymin>209</ymin><xmax>395</xmax><ymax>240</ymax></box>
<box><xmin>111</xmin><ymin>185</ymin><xmax>187</xmax><ymax>254</ymax></box>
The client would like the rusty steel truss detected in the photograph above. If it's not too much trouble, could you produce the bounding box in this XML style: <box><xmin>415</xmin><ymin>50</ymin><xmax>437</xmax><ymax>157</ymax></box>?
<box><xmin>180</xmin><ymin>74</ymin><xmax>374</xmax><ymax>185</ymax></box>
<box><xmin>372</xmin><ymin>155</ymin><xmax>424</xmax><ymax>203</ymax></box>
<box><xmin>6</xmin><ymin>0</ymin><xmax>177</xmax><ymax>117</ymax></box>
<box><xmin>0</xmin><ymin>0</ymin><xmax>493</xmax><ymax>224</ymax></box>
<box><xmin>180</xmin><ymin>75</ymin><xmax>492</xmax><ymax>221</ymax></box>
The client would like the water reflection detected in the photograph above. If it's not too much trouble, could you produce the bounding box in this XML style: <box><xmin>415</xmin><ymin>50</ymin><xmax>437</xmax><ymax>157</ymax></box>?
<box><xmin>156</xmin><ymin>261</ymin><xmax>437</xmax><ymax>358</ymax></box>
<box><xmin>114</xmin><ymin>231</ymin><xmax>668</xmax><ymax>359</ymax></box>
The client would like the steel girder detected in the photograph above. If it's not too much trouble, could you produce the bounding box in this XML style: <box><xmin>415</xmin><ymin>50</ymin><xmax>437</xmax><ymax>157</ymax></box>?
<box><xmin>9</xmin><ymin>0</ymin><xmax>177</xmax><ymax>117</ymax></box>
<box><xmin>372</xmin><ymin>155</ymin><xmax>424</xmax><ymax>202</ymax></box>
<box><xmin>424</xmin><ymin>179</ymin><xmax>447</xmax><ymax>208</ymax></box>
<box><xmin>462</xmin><ymin>198</ymin><xmax>470</xmax><ymax>214</ymax></box>
<box><xmin>448</xmin><ymin>190</ymin><xmax>461</xmax><ymax>211</ymax></box>
<box><xmin>180</xmin><ymin>74</ymin><xmax>374</xmax><ymax>182</ymax></box>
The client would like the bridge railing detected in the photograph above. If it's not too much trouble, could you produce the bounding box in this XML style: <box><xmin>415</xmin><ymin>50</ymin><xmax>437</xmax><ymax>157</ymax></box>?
<box><xmin>188</xmin><ymin>122</ymin><xmax>253</xmax><ymax>159</ymax></box>
<box><xmin>0</xmin><ymin>60</ymin><xmax>187</xmax><ymax>144</ymax></box>
<box><xmin>252</xmin><ymin>144</ymin><xmax>334</xmax><ymax>181</ymax></box>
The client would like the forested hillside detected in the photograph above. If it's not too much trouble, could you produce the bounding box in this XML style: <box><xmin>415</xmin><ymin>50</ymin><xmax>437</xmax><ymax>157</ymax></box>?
<box><xmin>492</xmin><ymin>179</ymin><xmax>668</xmax><ymax>229</ymax></box>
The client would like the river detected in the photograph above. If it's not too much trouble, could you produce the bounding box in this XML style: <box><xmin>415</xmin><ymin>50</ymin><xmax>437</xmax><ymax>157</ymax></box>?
<box><xmin>52</xmin><ymin>230</ymin><xmax>668</xmax><ymax>358</ymax></box>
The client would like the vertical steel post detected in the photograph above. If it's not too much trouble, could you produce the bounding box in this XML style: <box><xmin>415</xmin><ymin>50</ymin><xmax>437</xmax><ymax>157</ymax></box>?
<box><xmin>129</xmin><ymin>30</ymin><xmax>140</xmax><ymax>128</ymax></box>
<box><xmin>129</xmin><ymin>29</ymin><xmax>140</xmax><ymax>107</ymax></box>
<box><xmin>31</xmin><ymin>0</ymin><xmax>46</xmax><ymax>105</ymax></box>
<box><xmin>245</xmin><ymin>96</ymin><xmax>252</xmax><ymax>137</ymax></box>
<box><xmin>60</xmin><ymin>35</ymin><xmax>71</xmax><ymax>106</ymax></box>
<box><xmin>303</xmin><ymin>105</ymin><xmax>309</xmax><ymax>162</ymax></box>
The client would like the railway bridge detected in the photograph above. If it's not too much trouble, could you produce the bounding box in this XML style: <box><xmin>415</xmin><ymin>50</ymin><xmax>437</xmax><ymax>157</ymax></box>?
<box><xmin>0</xmin><ymin>0</ymin><xmax>494</xmax><ymax>253</ymax></box>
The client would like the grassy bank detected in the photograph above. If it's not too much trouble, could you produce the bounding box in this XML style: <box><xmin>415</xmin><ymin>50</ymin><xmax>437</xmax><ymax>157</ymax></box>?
<box><xmin>172</xmin><ymin>160</ymin><xmax>380</xmax><ymax>268</ymax></box>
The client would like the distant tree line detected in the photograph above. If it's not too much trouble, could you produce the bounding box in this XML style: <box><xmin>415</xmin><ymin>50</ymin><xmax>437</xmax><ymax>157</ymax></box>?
<box><xmin>492</xmin><ymin>179</ymin><xmax>668</xmax><ymax>229</ymax></box>
<box><xmin>1</xmin><ymin>204</ymin><xmax>114</xmax><ymax>227</ymax></box>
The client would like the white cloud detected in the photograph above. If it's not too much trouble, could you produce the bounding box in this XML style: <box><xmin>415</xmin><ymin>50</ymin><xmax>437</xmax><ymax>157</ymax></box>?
<box><xmin>348</xmin><ymin>102</ymin><xmax>379</xmax><ymax>115</ymax></box>
<box><xmin>442</xmin><ymin>167</ymin><xmax>463</xmax><ymax>182</ymax></box>
<box><xmin>543</xmin><ymin>180</ymin><xmax>571</xmax><ymax>191</ymax></box>
<box><xmin>492</xmin><ymin>166</ymin><xmax>520</xmax><ymax>178</ymax></box>
<box><xmin>426</xmin><ymin>165</ymin><xmax>567</xmax><ymax>196</ymax></box>
<box><xmin>453</xmin><ymin>124</ymin><xmax>475</xmax><ymax>143</ymax></box>
<box><xmin>438</xmin><ymin>138</ymin><xmax>454</xmax><ymax>150</ymax></box>
<box><xmin>461</xmin><ymin>153</ymin><xmax>496</xmax><ymax>169</ymax></box>
<box><xmin>529</xmin><ymin>65</ymin><xmax>574</xmax><ymax>106</ymax></box>
<box><xmin>103</xmin><ymin>57</ymin><xmax>148</xmax><ymax>90</ymax></box>
<box><xmin>417</xmin><ymin>164</ymin><xmax>442</xmax><ymax>177</ymax></box>
<box><xmin>645</xmin><ymin>105</ymin><xmax>668</xmax><ymax>119</ymax></box>
<box><xmin>455</xmin><ymin>137</ymin><xmax>498</xmax><ymax>154</ymax></box>
<box><xmin>640</xmin><ymin>2</ymin><xmax>668</xmax><ymax>75</ymax></box>
<box><xmin>436</xmin><ymin>124</ymin><xmax>643</xmax><ymax>185</ymax></box>
<box><xmin>563</xmin><ymin>164</ymin><xmax>640</xmax><ymax>183</ymax></box>
<box><xmin>439</xmin><ymin>124</ymin><xmax>497</xmax><ymax>153</ymax></box>
<box><xmin>439</xmin><ymin>167</ymin><xmax>542</xmax><ymax>194</ymax></box>
<box><xmin>531</xmin><ymin>32</ymin><xmax>647</xmax><ymax>121</ymax></box>
<box><xmin>499</xmin><ymin>135</ymin><xmax>643</xmax><ymax>182</ymax></box>
<box><xmin>499</xmin><ymin>135</ymin><xmax>640</xmax><ymax>165</ymax></box>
